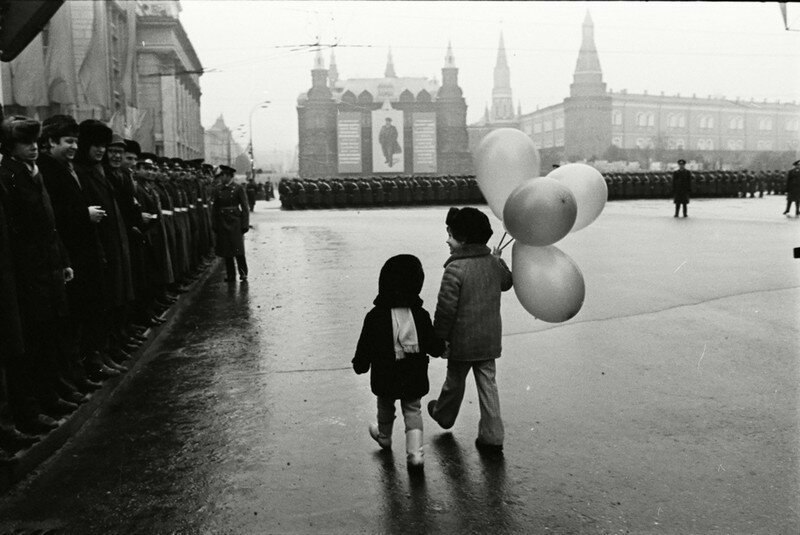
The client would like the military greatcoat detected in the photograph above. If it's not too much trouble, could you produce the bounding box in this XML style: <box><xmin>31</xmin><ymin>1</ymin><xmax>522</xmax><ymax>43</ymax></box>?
<box><xmin>212</xmin><ymin>181</ymin><xmax>249</xmax><ymax>257</ymax></box>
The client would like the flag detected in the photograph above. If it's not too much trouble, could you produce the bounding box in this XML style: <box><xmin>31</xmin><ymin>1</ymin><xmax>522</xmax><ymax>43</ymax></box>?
<box><xmin>45</xmin><ymin>2</ymin><xmax>78</xmax><ymax>105</ymax></box>
<box><xmin>780</xmin><ymin>3</ymin><xmax>789</xmax><ymax>30</ymax></box>
<box><xmin>119</xmin><ymin>1</ymin><xmax>138</xmax><ymax>108</ymax></box>
<box><xmin>77</xmin><ymin>1</ymin><xmax>110</xmax><ymax>109</ymax></box>
<box><xmin>8</xmin><ymin>34</ymin><xmax>47</xmax><ymax>107</ymax></box>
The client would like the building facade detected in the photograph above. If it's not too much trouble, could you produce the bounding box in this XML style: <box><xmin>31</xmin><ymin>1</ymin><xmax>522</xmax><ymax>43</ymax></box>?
<box><xmin>296</xmin><ymin>44</ymin><xmax>472</xmax><ymax>178</ymax></box>
<box><xmin>471</xmin><ymin>12</ymin><xmax>800</xmax><ymax>171</ymax></box>
<box><xmin>0</xmin><ymin>0</ymin><xmax>203</xmax><ymax>159</ymax></box>
<box><xmin>204</xmin><ymin>114</ymin><xmax>249</xmax><ymax>171</ymax></box>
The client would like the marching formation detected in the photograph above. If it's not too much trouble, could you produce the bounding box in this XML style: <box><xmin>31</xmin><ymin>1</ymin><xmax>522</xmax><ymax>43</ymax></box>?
<box><xmin>278</xmin><ymin>168</ymin><xmax>794</xmax><ymax>210</ymax></box>
<box><xmin>0</xmin><ymin>114</ymin><xmax>231</xmax><ymax>461</ymax></box>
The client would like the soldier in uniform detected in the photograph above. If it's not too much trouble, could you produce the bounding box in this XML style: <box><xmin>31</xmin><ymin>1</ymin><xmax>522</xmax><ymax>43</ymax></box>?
<box><xmin>672</xmin><ymin>159</ymin><xmax>692</xmax><ymax>217</ymax></box>
<box><xmin>212</xmin><ymin>165</ymin><xmax>250</xmax><ymax>282</ymax></box>
<box><xmin>783</xmin><ymin>159</ymin><xmax>800</xmax><ymax>217</ymax></box>
<box><xmin>245</xmin><ymin>177</ymin><xmax>258</xmax><ymax>212</ymax></box>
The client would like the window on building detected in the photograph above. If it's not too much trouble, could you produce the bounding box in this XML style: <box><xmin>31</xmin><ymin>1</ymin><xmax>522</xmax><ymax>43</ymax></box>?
<box><xmin>756</xmin><ymin>139</ymin><xmax>773</xmax><ymax>150</ymax></box>
<box><xmin>785</xmin><ymin>119</ymin><xmax>799</xmax><ymax>131</ymax></box>
<box><xmin>727</xmin><ymin>139</ymin><xmax>744</xmax><ymax>150</ymax></box>
<box><xmin>612</xmin><ymin>111</ymin><xmax>622</xmax><ymax>125</ymax></box>
<box><xmin>728</xmin><ymin>116</ymin><xmax>744</xmax><ymax>130</ymax></box>
<box><xmin>647</xmin><ymin>113</ymin><xmax>655</xmax><ymax>127</ymax></box>
<box><xmin>611</xmin><ymin>136</ymin><xmax>622</xmax><ymax>147</ymax></box>
<box><xmin>637</xmin><ymin>113</ymin><xmax>645</xmax><ymax>127</ymax></box>
<box><xmin>787</xmin><ymin>139</ymin><xmax>799</xmax><ymax>149</ymax></box>
<box><xmin>555</xmin><ymin>133</ymin><xmax>564</xmax><ymax>146</ymax></box>
<box><xmin>758</xmin><ymin>118</ymin><xmax>773</xmax><ymax>130</ymax></box>
<box><xmin>668</xmin><ymin>114</ymin><xmax>677</xmax><ymax>128</ymax></box>
<box><xmin>697</xmin><ymin>139</ymin><xmax>706</xmax><ymax>150</ymax></box>
<box><xmin>674</xmin><ymin>139</ymin><xmax>685</xmax><ymax>149</ymax></box>
<box><xmin>533</xmin><ymin>123</ymin><xmax>541</xmax><ymax>134</ymax></box>
<box><xmin>555</xmin><ymin>116</ymin><xmax>564</xmax><ymax>129</ymax></box>
<box><xmin>699</xmin><ymin>116</ymin><xmax>715</xmax><ymax>129</ymax></box>
<box><xmin>543</xmin><ymin>120</ymin><xmax>552</xmax><ymax>132</ymax></box>
<box><xmin>544</xmin><ymin>137</ymin><xmax>553</xmax><ymax>148</ymax></box>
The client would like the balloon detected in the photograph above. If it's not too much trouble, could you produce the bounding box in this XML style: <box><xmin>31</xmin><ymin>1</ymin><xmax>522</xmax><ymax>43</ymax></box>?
<box><xmin>474</xmin><ymin>128</ymin><xmax>541</xmax><ymax>220</ymax></box>
<box><xmin>546</xmin><ymin>163</ymin><xmax>608</xmax><ymax>232</ymax></box>
<box><xmin>511</xmin><ymin>243</ymin><xmax>585</xmax><ymax>323</ymax></box>
<box><xmin>502</xmin><ymin>177</ymin><xmax>577</xmax><ymax>246</ymax></box>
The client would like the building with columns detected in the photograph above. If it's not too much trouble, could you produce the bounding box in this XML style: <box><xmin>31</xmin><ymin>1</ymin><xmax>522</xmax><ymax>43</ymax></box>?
<box><xmin>0</xmin><ymin>0</ymin><xmax>203</xmax><ymax>159</ymax></box>
<box><xmin>471</xmin><ymin>12</ymin><xmax>800</xmax><ymax>170</ymax></box>
<box><xmin>296</xmin><ymin>44</ymin><xmax>472</xmax><ymax>178</ymax></box>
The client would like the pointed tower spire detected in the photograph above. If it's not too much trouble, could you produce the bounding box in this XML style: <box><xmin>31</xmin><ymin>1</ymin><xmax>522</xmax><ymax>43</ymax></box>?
<box><xmin>385</xmin><ymin>48</ymin><xmax>397</xmax><ymax>78</ymax></box>
<box><xmin>445</xmin><ymin>40</ymin><xmax>456</xmax><ymax>68</ymax></box>
<box><xmin>492</xmin><ymin>31</ymin><xmax>514</xmax><ymax>122</ymax></box>
<box><xmin>314</xmin><ymin>47</ymin><xmax>325</xmax><ymax>70</ymax></box>
<box><xmin>328</xmin><ymin>49</ymin><xmax>339</xmax><ymax>85</ymax></box>
<box><xmin>570</xmin><ymin>10</ymin><xmax>606</xmax><ymax>97</ymax></box>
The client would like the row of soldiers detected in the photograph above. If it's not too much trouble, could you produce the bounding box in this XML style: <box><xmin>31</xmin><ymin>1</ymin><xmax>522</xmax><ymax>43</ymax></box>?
<box><xmin>278</xmin><ymin>169</ymin><xmax>791</xmax><ymax>210</ymax></box>
<box><xmin>0</xmin><ymin>113</ymin><xmax>220</xmax><ymax>460</ymax></box>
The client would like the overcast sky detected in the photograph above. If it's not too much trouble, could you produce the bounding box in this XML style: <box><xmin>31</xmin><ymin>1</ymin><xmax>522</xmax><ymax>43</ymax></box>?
<box><xmin>179</xmin><ymin>1</ymin><xmax>800</xmax><ymax>160</ymax></box>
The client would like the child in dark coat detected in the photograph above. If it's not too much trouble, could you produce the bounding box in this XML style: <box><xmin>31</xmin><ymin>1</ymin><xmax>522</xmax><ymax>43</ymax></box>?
<box><xmin>353</xmin><ymin>254</ymin><xmax>444</xmax><ymax>469</ymax></box>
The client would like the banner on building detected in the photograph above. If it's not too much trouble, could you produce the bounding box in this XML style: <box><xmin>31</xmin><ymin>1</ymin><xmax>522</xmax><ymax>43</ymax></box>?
<box><xmin>337</xmin><ymin>111</ymin><xmax>362</xmax><ymax>173</ymax></box>
<box><xmin>412</xmin><ymin>112</ymin><xmax>437</xmax><ymax>173</ymax></box>
<box><xmin>371</xmin><ymin>102</ymin><xmax>404</xmax><ymax>173</ymax></box>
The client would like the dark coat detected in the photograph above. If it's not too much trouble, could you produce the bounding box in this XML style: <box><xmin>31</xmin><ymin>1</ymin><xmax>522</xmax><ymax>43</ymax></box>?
<box><xmin>786</xmin><ymin>168</ymin><xmax>800</xmax><ymax>202</ymax></box>
<box><xmin>75</xmin><ymin>160</ymin><xmax>134</xmax><ymax>307</ymax></box>
<box><xmin>353</xmin><ymin>306</ymin><xmax>443</xmax><ymax>400</ymax></box>
<box><xmin>0</xmin><ymin>187</ymin><xmax>24</xmax><ymax>360</ymax></box>
<box><xmin>39</xmin><ymin>153</ymin><xmax>106</xmax><ymax>311</ymax></box>
<box><xmin>212</xmin><ymin>181</ymin><xmax>249</xmax><ymax>257</ymax></box>
<box><xmin>135</xmin><ymin>178</ymin><xmax>173</xmax><ymax>286</ymax></box>
<box><xmin>672</xmin><ymin>168</ymin><xmax>692</xmax><ymax>204</ymax></box>
<box><xmin>0</xmin><ymin>157</ymin><xmax>69</xmax><ymax>323</ymax></box>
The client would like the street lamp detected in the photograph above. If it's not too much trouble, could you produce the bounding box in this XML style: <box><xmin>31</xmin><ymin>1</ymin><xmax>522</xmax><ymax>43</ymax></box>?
<box><xmin>249</xmin><ymin>100</ymin><xmax>270</xmax><ymax>178</ymax></box>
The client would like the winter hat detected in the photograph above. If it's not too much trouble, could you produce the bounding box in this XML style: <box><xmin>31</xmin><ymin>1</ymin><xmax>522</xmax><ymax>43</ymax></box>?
<box><xmin>41</xmin><ymin>114</ymin><xmax>78</xmax><ymax>142</ymax></box>
<box><xmin>124</xmin><ymin>139</ymin><xmax>141</xmax><ymax>156</ymax></box>
<box><xmin>108</xmin><ymin>133</ymin><xmax>126</xmax><ymax>148</ymax></box>
<box><xmin>446</xmin><ymin>207</ymin><xmax>493</xmax><ymax>244</ymax></box>
<box><xmin>78</xmin><ymin>119</ymin><xmax>113</xmax><ymax>148</ymax></box>
<box><xmin>373</xmin><ymin>254</ymin><xmax>424</xmax><ymax>308</ymax></box>
<box><xmin>1</xmin><ymin>115</ymin><xmax>41</xmax><ymax>147</ymax></box>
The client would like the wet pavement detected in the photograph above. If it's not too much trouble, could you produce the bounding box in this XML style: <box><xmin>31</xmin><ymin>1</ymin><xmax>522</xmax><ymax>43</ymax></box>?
<box><xmin>0</xmin><ymin>196</ymin><xmax>797</xmax><ymax>534</ymax></box>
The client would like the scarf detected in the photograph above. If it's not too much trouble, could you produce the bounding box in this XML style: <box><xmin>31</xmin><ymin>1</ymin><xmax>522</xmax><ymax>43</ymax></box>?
<box><xmin>391</xmin><ymin>308</ymin><xmax>419</xmax><ymax>361</ymax></box>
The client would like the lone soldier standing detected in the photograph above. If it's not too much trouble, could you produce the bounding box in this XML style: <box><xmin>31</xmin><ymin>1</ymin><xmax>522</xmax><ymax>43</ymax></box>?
<box><xmin>672</xmin><ymin>159</ymin><xmax>692</xmax><ymax>218</ymax></box>
<box><xmin>212</xmin><ymin>165</ymin><xmax>250</xmax><ymax>282</ymax></box>
<box><xmin>783</xmin><ymin>159</ymin><xmax>800</xmax><ymax>217</ymax></box>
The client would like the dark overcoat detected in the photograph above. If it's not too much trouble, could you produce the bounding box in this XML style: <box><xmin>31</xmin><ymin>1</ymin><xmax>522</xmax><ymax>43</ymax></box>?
<box><xmin>135</xmin><ymin>178</ymin><xmax>173</xmax><ymax>286</ymax></box>
<box><xmin>0</xmin><ymin>157</ymin><xmax>69</xmax><ymax>323</ymax></box>
<box><xmin>39</xmin><ymin>153</ymin><xmax>106</xmax><ymax>311</ymax></box>
<box><xmin>786</xmin><ymin>168</ymin><xmax>800</xmax><ymax>203</ymax></box>
<box><xmin>353</xmin><ymin>306</ymin><xmax>443</xmax><ymax>400</ymax></box>
<box><xmin>0</xmin><ymin>185</ymin><xmax>24</xmax><ymax>360</ymax></box>
<box><xmin>75</xmin><ymin>160</ymin><xmax>134</xmax><ymax>307</ymax></box>
<box><xmin>212</xmin><ymin>181</ymin><xmax>249</xmax><ymax>257</ymax></box>
<box><xmin>672</xmin><ymin>168</ymin><xmax>692</xmax><ymax>204</ymax></box>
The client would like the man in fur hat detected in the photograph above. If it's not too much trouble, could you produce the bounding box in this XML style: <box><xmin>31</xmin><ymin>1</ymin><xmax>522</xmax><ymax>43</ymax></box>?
<box><xmin>0</xmin><ymin>115</ymin><xmax>78</xmax><ymax>434</ymax></box>
<box><xmin>75</xmin><ymin>120</ymin><xmax>133</xmax><ymax>379</ymax></box>
<box><xmin>38</xmin><ymin>114</ymin><xmax>106</xmax><ymax>397</ymax></box>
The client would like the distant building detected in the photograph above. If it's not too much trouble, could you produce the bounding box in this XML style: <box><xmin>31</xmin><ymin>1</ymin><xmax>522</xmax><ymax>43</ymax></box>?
<box><xmin>204</xmin><ymin>114</ymin><xmax>248</xmax><ymax>171</ymax></box>
<box><xmin>470</xmin><ymin>12</ymin><xmax>800</xmax><ymax>170</ymax></box>
<box><xmin>0</xmin><ymin>0</ymin><xmax>204</xmax><ymax>159</ymax></box>
<box><xmin>296</xmin><ymin>44</ymin><xmax>471</xmax><ymax>178</ymax></box>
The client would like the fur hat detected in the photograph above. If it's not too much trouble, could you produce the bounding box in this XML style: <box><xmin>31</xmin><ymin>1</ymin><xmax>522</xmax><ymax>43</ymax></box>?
<box><xmin>78</xmin><ymin>119</ymin><xmax>113</xmax><ymax>147</ymax></box>
<box><xmin>1</xmin><ymin>115</ymin><xmax>41</xmax><ymax>146</ymax></box>
<box><xmin>374</xmin><ymin>254</ymin><xmax>424</xmax><ymax>308</ymax></box>
<box><xmin>108</xmin><ymin>133</ymin><xmax>126</xmax><ymax>148</ymax></box>
<box><xmin>446</xmin><ymin>207</ymin><xmax>493</xmax><ymax>244</ymax></box>
<box><xmin>41</xmin><ymin>114</ymin><xmax>78</xmax><ymax>141</ymax></box>
<box><xmin>124</xmin><ymin>139</ymin><xmax>141</xmax><ymax>156</ymax></box>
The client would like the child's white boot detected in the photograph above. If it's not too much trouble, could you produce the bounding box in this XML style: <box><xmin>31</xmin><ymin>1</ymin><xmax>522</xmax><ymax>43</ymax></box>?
<box><xmin>405</xmin><ymin>429</ymin><xmax>424</xmax><ymax>469</ymax></box>
<box><xmin>369</xmin><ymin>423</ymin><xmax>392</xmax><ymax>450</ymax></box>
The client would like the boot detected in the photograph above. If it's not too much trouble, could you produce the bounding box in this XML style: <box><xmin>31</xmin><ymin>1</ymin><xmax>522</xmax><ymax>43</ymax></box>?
<box><xmin>405</xmin><ymin>429</ymin><xmax>424</xmax><ymax>469</ymax></box>
<box><xmin>368</xmin><ymin>424</ymin><xmax>392</xmax><ymax>450</ymax></box>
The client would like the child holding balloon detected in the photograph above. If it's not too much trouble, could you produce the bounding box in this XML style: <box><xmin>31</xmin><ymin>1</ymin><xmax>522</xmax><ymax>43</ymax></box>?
<box><xmin>352</xmin><ymin>254</ymin><xmax>445</xmax><ymax>469</ymax></box>
<box><xmin>428</xmin><ymin>207</ymin><xmax>513</xmax><ymax>454</ymax></box>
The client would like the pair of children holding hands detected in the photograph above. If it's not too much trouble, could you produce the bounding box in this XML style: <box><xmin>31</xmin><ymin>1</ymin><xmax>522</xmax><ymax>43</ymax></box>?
<box><xmin>353</xmin><ymin>207</ymin><xmax>513</xmax><ymax>469</ymax></box>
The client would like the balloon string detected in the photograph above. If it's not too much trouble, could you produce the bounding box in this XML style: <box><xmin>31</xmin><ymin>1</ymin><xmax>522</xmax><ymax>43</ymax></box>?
<box><xmin>497</xmin><ymin>231</ymin><xmax>509</xmax><ymax>250</ymax></box>
<box><xmin>499</xmin><ymin>237</ymin><xmax>515</xmax><ymax>252</ymax></box>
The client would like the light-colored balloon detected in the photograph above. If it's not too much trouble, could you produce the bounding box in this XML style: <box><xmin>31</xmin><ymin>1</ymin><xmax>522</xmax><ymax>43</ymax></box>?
<box><xmin>503</xmin><ymin>177</ymin><xmax>577</xmax><ymax>246</ymax></box>
<box><xmin>546</xmin><ymin>163</ymin><xmax>608</xmax><ymax>232</ymax></box>
<box><xmin>511</xmin><ymin>243</ymin><xmax>585</xmax><ymax>323</ymax></box>
<box><xmin>474</xmin><ymin>128</ymin><xmax>541</xmax><ymax>220</ymax></box>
